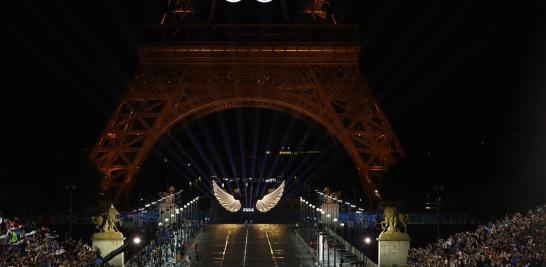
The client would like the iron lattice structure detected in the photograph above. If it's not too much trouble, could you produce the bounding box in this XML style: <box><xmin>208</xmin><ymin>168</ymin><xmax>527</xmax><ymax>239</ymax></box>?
<box><xmin>90</xmin><ymin>24</ymin><xmax>403</xmax><ymax>205</ymax></box>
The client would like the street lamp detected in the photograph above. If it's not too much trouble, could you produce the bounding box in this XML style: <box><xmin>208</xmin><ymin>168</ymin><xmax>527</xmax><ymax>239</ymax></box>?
<box><xmin>63</xmin><ymin>183</ymin><xmax>77</xmax><ymax>241</ymax></box>
<box><xmin>364</xmin><ymin>237</ymin><xmax>372</xmax><ymax>266</ymax></box>
<box><xmin>432</xmin><ymin>184</ymin><xmax>444</xmax><ymax>240</ymax></box>
<box><xmin>333</xmin><ymin>218</ymin><xmax>338</xmax><ymax>266</ymax></box>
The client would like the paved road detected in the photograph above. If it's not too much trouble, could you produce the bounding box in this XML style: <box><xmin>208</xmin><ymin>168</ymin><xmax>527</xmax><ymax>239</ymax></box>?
<box><xmin>192</xmin><ymin>224</ymin><xmax>309</xmax><ymax>267</ymax></box>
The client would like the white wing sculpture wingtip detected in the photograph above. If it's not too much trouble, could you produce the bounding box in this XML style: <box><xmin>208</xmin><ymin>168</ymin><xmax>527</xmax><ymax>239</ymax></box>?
<box><xmin>256</xmin><ymin>180</ymin><xmax>285</xmax><ymax>212</ymax></box>
<box><xmin>213</xmin><ymin>180</ymin><xmax>241</xmax><ymax>212</ymax></box>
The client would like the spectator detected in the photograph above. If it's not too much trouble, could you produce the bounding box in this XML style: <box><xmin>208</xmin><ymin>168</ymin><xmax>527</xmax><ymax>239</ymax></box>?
<box><xmin>409</xmin><ymin>204</ymin><xmax>546</xmax><ymax>267</ymax></box>
<box><xmin>0</xmin><ymin>220</ymin><xmax>96</xmax><ymax>266</ymax></box>
<box><xmin>127</xmin><ymin>220</ymin><xmax>203</xmax><ymax>267</ymax></box>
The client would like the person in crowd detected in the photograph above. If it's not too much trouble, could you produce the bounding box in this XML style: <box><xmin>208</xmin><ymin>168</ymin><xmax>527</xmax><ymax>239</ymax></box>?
<box><xmin>408</xmin><ymin>204</ymin><xmax>546</xmax><ymax>267</ymax></box>
<box><xmin>0</xmin><ymin>219</ymin><xmax>97</xmax><ymax>266</ymax></box>
<box><xmin>126</xmin><ymin>220</ymin><xmax>203</xmax><ymax>267</ymax></box>
<box><xmin>93</xmin><ymin>248</ymin><xmax>103</xmax><ymax>266</ymax></box>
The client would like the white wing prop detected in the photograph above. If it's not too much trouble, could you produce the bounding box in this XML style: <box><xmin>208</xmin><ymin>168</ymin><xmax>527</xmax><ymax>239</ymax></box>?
<box><xmin>212</xmin><ymin>181</ymin><xmax>241</xmax><ymax>212</ymax></box>
<box><xmin>256</xmin><ymin>181</ymin><xmax>285</xmax><ymax>212</ymax></box>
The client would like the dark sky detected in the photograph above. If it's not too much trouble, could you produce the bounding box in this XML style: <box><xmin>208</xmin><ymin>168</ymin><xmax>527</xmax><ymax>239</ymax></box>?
<box><xmin>3</xmin><ymin>0</ymin><xmax>546</xmax><ymax>219</ymax></box>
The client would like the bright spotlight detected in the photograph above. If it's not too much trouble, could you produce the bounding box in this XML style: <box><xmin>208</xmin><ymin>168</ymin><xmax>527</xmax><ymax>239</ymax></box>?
<box><xmin>256</xmin><ymin>0</ymin><xmax>273</xmax><ymax>2</ymax></box>
<box><xmin>226</xmin><ymin>0</ymin><xmax>241</xmax><ymax>2</ymax></box>
<box><xmin>133</xmin><ymin>237</ymin><xmax>141</xmax><ymax>245</ymax></box>
<box><xmin>365</xmin><ymin>237</ymin><xmax>371</xmax><ymax>244</ymax></box>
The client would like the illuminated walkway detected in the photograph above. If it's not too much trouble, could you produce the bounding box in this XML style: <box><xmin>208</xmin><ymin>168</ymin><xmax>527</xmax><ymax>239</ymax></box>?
<box><xmin>191</xmin><ymin>224</ymin><xmax>312</xmax><ymax>267</ymax></box>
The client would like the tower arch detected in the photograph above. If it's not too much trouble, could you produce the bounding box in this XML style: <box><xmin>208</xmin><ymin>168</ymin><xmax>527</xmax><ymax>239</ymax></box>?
<box><xmin>90</xmin><ymin>25</ymin><xmax>403</xmax><ymax>205</ymax></box>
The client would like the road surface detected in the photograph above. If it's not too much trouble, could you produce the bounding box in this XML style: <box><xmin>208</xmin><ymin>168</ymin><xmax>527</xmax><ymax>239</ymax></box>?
<box><xmin>192</xmin><ymin>224</ymin><xmax>311</xmax><ymax>267</ymax></box>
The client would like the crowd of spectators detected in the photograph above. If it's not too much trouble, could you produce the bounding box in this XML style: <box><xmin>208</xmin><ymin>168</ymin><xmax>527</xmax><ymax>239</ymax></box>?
<box><xmin>127</xmin><ymin>220</ymin><xmax>202</xmax><ymax>267</ymax></box>
<box><xmin>0</xmin><ymin>215</ymin><xmax>98</xmax><ymax>266</ymax></box>
<box><xmin>409</xmin><ymin>204</ymin><xmax>546</xmax><ymax>267</ymax></box>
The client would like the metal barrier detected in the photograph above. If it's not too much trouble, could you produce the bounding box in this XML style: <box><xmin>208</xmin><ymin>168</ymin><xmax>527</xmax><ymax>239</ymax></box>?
<box><xmin>324</xmin><ymin>227</ymin><xmax>377</xmax><ymax>267</ymax></box>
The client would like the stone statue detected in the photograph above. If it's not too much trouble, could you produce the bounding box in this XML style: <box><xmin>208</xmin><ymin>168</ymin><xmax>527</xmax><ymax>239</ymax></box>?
<box><xmin>398</xmin><ymin>213</ymin><xmax>409</xmax><ymax>233</ymax></box>
<box><xmin>377</xmin><ymin>206</ymin><xmax>411</xmax><ymax>266</ymax></box>
<box><xmin>104</xmin><ymin>204</ymin><xmax>120</xmax><ymax>232</ymax></box>
<box><xmin>91</xmin><ymin>204</ymin><xmax>125</xmax><ymax>266</ymax></box>
<box><xmin>380</xmin><ymin>206</ymin><xmax>398</xmax><ymax>233</ymax></box>
<box><xmin>321</xmin><ymin>187</ymin><xmax>343</xmax><ymax>204</ymax></box>
<box><xmin>91</xmin><ymin>204</ymin><xmax>121</xmax><ymax>233</ymax></box>
<box><xmin>379</xmin><ymin>206</ymin><xmax>410</xmax><ymax>241</ymax></box>
<box><xmin>323</xmin><ymin>186</ymin><xmax>331</xmax><ymax>194</ymax></box>
<box><xmin>322</xmin><ymin>187</ymin><xmax>331</xmax><ymax>203</ymax></box>
<box><xmin>91</xmin><ymin>216</ymin><xmax>104</xmax><ymax>232</ymax></box>
<box><xmin>380</xmin><ymin>206</ymin><xmax>410</xmax><ymax>233</ymax></box>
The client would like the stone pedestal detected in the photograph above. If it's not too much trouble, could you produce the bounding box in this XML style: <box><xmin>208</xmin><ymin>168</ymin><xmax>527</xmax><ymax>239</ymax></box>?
<box><xmin>377</xmin><ymin>231</ymin><xmax>410</xmax><ymax>267</ymax></box>
<box><xmin>92</xmin><ymin>232</ymin><xmax>125</xmax><ymax>267</ymax></box>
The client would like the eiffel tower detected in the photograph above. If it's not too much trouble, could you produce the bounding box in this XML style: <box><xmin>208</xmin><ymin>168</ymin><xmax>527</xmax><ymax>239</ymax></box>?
<box><xmin>90</xmin><ymin>0</ymin><xmax>403</xmax><ymax>205</ymax></box>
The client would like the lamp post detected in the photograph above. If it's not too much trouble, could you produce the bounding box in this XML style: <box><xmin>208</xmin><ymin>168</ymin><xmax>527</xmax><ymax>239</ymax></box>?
<box><xmin>364</xmin><ymin>236</ymin><xmax>371</xmax><ymax>267</ymax></box>
<box><xmin>176</xmin><ymin>208</ymin><xmax>180</xmax><ymax>229</ymax></box>
<box><xmin>325</xmin><ymin>214</ymin><xmax>331</xmax><ymax>266</ymax></box>
<box><xmin>315</xmin><ymin>207</ymin><xmax>320</xmax><ymax>252</ymax></box>
<box><xmin>305</xmin><ymin>203</ymin><xmax>308</xmax><ymax>239</ymax></box>
<box><xmin>195</xmin><ymin>197</ymin><xmax>201</xmax><ymax>221</ymax></box>
<box><xmin>327</xmin><ymin>235</ymin><xmax>330</xmax><ymax>267</ymax></box>
<box><xmin>304</xmin><ymin>201</ymin><xmax>308</xmax><ymax>240</ymax></box>
<box><xmin>298</xmin><ymin>198</ymin><xmax>302</xmax><ymax>238</ymax></box>
<box><xmin>63</xmin><ymin>183</ymin><xmax>77</xmax><ymax>241</ymax></box>
<box><xmin>301</xmin><ymin>201</ymin><xmax>304</xmax><ymax>238</ymax></box>
<box><xmin>321</xmin><ymin>232</ymin><xmax>325</xmax><ymax>264</ymax></box>
<box><xmin>333</xmin><ymin>218</ymin><xmax>338</xmax><ymax>266</ymax></box>
<box><xmin>308</xmin><ymin>203</ymin><xmax>313</xmax><ymax>240</ymax></box>
<box><xmin>432</xmin><ymin>184</ymin><xmax>444</xmax><ymax>240</ymax></box>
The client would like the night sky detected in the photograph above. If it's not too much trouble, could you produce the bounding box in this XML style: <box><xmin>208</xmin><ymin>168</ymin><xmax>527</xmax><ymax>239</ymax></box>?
<box><xmin>3</xmin><ymin>1</ymin><xmax>546</xmax><ymax>220</ymax></box>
